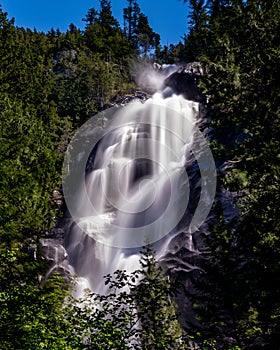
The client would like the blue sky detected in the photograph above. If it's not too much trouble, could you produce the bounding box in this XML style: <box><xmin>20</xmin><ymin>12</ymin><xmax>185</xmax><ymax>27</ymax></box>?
<box><xmin>1</xmin><ymin>0</ymin><xmax>190</xmax><ymax>45</ymax></box>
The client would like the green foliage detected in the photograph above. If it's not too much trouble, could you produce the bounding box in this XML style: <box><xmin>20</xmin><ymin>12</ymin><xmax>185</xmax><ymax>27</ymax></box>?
<box><xmin>0</xmin><ymin>9</ymin><xmax>65</xmax><ymax>349</ymax></box>
<box><xmin>123</xmin><ymin>0</ymin><xmax>161</xmax><ymax>58</ymax></box>
<box><xmin>0</xmin><ymin>86</ymin><xmax>76</xmax><ymax>350</ymax></box>
<box><xmin>0</xmin><ymin>97</ymin><xmax>60</xmax><ymax>237</ymax></box>
<box><xmin>0</xmin><ymin>50</ymin><xmax>71</xmax><ymax>347</ymax></box>
<box><xmin>184</xmin><ymin>0</ymin><xmax>209</xmax><ymax>61</ymax></box>
<box><xmin>83</xmin><ymin>0</ymin><xmax>133</xmax><ymax>62</ymax></box>
<box><xmin>0</xmin><ymin>3</ymin><xmax>182</xmax><ymax>348</ymax></box>
<box><xmin>66</xmin><ymin>246</ymin><xmax>185</xmax><ymax>349</ymax></box>
<box><xmin>123</xmin><ymin>0</ymin><xmax>141</xmax><ymax>45</ymax></box>
<box><xmin>183</xmin><ymin>0</ymin><xmax>280</xmax><ymax>348</ymax></box>
<box><xmin>135</xmin><ymin>246</ymin><xmax>183</xmax><ymax>349</ymax></box>
<box><xmin>0</xmin><ymin>273</ymin><xmax>80</xmax><ymax>349</ymax></box>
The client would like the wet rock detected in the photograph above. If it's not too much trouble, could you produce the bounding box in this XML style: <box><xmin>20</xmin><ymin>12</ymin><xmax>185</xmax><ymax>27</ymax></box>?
<box><xmin>164</xmin><ymin>70</ymin><xmax>202</xmax><ymax>102</ymax></box>
<box><xmin>41</xmin><ymin>225</ymin><xmax>73</xmax><ymax>281</ymax></box>
<box><xmin>115</xmin><ymin>90</ymin><xmax>151</xmax><ymax>105</ymax></box>
<box><xmin>41</xmin><ymin>239</ymin><xmax>68</xmax><ymax>263</ymax></box>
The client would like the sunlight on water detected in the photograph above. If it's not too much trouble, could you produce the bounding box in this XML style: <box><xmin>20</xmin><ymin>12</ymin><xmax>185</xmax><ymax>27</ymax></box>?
<box><xmin>63</xmin><ymin>66</ymin><xmax>216</xmax><ymax>295</ymax></box>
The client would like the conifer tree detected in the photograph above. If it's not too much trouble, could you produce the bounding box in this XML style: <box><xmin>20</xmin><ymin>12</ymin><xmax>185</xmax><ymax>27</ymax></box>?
<box><xmin>123</xmin><ymin>0</ymin><xmax>161</xmax><ymax>57</ymax></box>
<box><xmin>83</xmin><ymin>0</ymin><xmax>132</xmax><ymax>62</ymax></box>
<box><xmin>66</xmin><ymin>246</ymin><xmax>185</xmax><ymax>349</ymax></box>
<box><xmin>183</xmin><ymin>1</ymin><xmax>280</xmax><ymax>348</ymax></box>
<box><xmin>123</xmin><ymin>0</ymin><xmax>141</xmax><ymax>47</ymax></box>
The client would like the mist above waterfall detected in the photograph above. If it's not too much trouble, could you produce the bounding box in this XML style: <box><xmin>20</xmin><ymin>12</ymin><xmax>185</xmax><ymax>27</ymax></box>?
<box><xmin>132</xmin><ymin>62</ymin><xmax>178</xmax><ymax>92</ymax></box>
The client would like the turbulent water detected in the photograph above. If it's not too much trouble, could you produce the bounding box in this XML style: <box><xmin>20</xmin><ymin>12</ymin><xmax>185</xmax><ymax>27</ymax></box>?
<box><xmin>62</xmin><ymin>68</ymin><xmax>216</xmax><ymax>295</ymax></box>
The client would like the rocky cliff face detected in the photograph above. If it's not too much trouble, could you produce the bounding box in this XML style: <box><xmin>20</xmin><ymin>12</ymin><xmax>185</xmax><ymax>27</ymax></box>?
<box><xmin>43</xmin><ymin>63</ymin><xmax>237</xmax><ymax>333</ymax></box>
<box><xmin>42</xmin><ymin>62</ymin><xmax>208</xmax><ymax>285</ymax></box>
<box><xmin>164</xmin><ymin>71</ymin><xmax>202</xmax><ymax>102</ymax></box>
<box><xmin>157</xmin><ymin>64</ymin><xmax>239</xmax><ymax>330</ymax></box>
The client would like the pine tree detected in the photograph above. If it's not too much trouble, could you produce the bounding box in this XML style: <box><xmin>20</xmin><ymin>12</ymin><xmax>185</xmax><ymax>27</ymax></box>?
<box><xmin>83</xmin><ymin>0</ymin><xmax>132</xmax><ymax>61</ymax></box>
<box><xmin>183</xmin><ymin>1</ymin><xmax>280</xmax><ymax>348</ymax></box>
<box><xmin>123</xmin><ymin>0</ymin><xmax>160</xmax><ymax>57</ymax></box>
<box><xmin>135</xmin><ymin>246</ymin><xmax>184</xmax><ymax>349</ymax></box>
<box><xmin>184</xmin><ymin>0</ymin><xmax>209</xmax><ymax>61</ymax></box>
<box><xmin>123</xmin><ymin>0</ymin><xmax>141</xmax><ymax>47</ymax></box>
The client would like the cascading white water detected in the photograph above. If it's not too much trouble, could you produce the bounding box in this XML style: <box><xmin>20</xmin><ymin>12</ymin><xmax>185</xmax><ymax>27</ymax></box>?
<box><xmin>63</xmin><ymin>70</ymin><xmax>216</xmax><ymax>295</ymax></box>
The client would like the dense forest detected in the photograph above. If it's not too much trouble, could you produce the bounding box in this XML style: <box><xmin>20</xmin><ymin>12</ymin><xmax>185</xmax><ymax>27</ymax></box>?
<box><xmin>0</xmin><ymin>0</ymin><xmax>279</xmax><ymax>349</ymax></box>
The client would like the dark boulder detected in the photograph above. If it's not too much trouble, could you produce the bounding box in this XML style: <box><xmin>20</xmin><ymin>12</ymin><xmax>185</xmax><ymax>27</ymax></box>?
<box><xmin>164</xmin><ymin>70</ymin><xmax>202</xmax><ymax>102</ymax></box>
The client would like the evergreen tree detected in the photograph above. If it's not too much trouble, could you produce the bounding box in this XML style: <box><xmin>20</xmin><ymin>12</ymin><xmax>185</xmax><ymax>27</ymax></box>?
<box><xmin>135</xmin><ymin>246</ymin><xmax>184</xmax><ymax>349</ymax></box>
<box><xmin>0</xmin><ymin>91</ymin><xmax>76</xmax><ymax>350</ymax></box>
<box><xmin>183</xmin><ymin>1</ymin><xmax>280</xmax><ymax>348</ymax></box>
<box><xmin>184</xmin><ymin>0</ymin><xmax>209</xmax><ymax>61</ymax></box>
<box><xmin>66</xmin><ymin>246</ymin><xmax>185</xmax><ymax>349</ymax></box>
<box><xmin>83</xmin><ymin>0</ymin><xmax>132</xmax><ymax>61</ymax></box>
<box><xmin>99</xmin><ymin>0</ymin><xmax>119</xmax><ymax>29</ymax></box>
<box><xmin>135</xmin><ymin>13</ymin><xmax>160</xmax><ymax>57</ymax></box>
<box><xmin>123</xmin><ymin>0</ymin><xmax>161</xmax><ymax>57</ymax></box>
<box><xmin>0</xmin><ymin>8</ymin><xmax>78</xmax><ymax>348</ymax></box>
<box><xmin>123</xmin><ymin>0</ymin><xmax>141</xmax><ymax>47</ymax></box>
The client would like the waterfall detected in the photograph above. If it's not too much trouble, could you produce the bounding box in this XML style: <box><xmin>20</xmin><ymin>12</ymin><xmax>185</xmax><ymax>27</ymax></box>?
<box><xmin>62</xmin><ymin>68</ymin><xmax>216</xmax><ymax>295</ymax></box>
